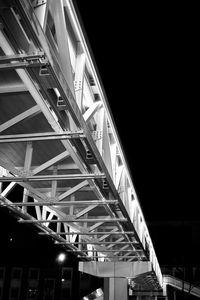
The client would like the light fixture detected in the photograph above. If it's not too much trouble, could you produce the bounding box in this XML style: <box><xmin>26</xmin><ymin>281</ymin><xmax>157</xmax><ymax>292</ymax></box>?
<box><xmin>56</xmin><ymin>252</ymin><xmax>67</xmax><ymax>264</ymax></box>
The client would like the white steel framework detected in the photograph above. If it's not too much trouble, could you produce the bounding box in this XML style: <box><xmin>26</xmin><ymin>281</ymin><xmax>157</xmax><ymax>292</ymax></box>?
<box><xmin>0</xmin><ymin>0</ymin><xmax>162</xmax><ymax>294</ymax></box>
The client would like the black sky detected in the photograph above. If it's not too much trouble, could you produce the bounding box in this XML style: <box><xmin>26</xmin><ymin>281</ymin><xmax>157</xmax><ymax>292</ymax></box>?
<box><xmin>73</xmin><ymin>1</ymin><xmax>198</xmax><ymax>219</ymax></box>
<box><xmin>73</xmin><ymin>1</ymin><xmax>199</xmax><ymax>264</ymax></box>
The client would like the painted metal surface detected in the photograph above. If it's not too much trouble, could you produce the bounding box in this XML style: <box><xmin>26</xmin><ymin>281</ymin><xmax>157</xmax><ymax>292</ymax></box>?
<box><xmin>164</xmin><ymin>275</ymin><xmax>200</xmax><ymax>298</ymax></box>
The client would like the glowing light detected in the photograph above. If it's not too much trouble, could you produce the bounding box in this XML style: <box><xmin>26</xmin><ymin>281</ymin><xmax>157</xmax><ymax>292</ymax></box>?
<box><xmin>56</xmin><ymin>252</ymin><xmax>66</xmax><ymax>264</ymax></box>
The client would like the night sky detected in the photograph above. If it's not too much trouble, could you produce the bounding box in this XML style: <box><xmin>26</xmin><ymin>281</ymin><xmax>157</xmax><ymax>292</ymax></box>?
<box><xmin>73</xmin><ymin>1</ymin><xmax>199</xmax><ymax>265</ymax></box>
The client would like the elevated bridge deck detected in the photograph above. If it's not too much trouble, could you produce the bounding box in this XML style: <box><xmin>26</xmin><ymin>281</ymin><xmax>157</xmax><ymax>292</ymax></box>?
<box><xmin>0</xmin><ymin>0</ymin><xmax>162</xmax><ymax>295</ymax></box>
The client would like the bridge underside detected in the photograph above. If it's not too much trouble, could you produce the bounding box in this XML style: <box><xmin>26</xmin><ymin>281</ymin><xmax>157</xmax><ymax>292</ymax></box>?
<box><xmin>0</xmin><ymin>0</ymin><xmax>162</xmax><ymax>295</ymax></box>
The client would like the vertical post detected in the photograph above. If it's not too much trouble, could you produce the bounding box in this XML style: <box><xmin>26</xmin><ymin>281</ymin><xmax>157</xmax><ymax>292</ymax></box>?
<box><xmin>51</xmin><ymin>166</ymin><xmax>58</xmax><ymax>198</ymax></box>
<box><xmin>173</xmin><ymin>290</ymin><xmax>176</xmax><ymax>300</ymax></box>
<box><xmin>74</xmin><ymin>42</ymin><xmax>85</xmax><ymax>111</ymax></box>
<box><xmin>95</xmin><ymin>107</ymin><xmax>104</xmax><ymax>155</ymax></box>
<box><xmin>163</xmin><ymin>281</ymin><xmax>168</xmax><ymax>299</ymax></box>
<box><xmin>0</xmin><ymin>166</ymin><xmax>6</xmax><ymax>193</ymax></box>
<box><xmin>104</xmin><ymin>278</ymin><xmax>128</xmax><ymax>300</ymax></box>
<box><xmin>22</xmin><ymin>142</ymin><xmax>33</xmax><ymax>213</ymax></box>
<box><xmin>102</xmin><ymin>114</ymin><xmax>113</xmax><ymax>179</ymax></box>
<box><xmin>69</xmin><ymin>194</ymin><xmax>74</xmax><ymax>216</ymax></box>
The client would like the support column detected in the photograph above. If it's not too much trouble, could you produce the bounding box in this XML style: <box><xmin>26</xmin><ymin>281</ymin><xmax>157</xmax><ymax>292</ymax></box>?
<box><xmin>173</xmin><ymin>290</ymin><xmax>176</xmax><ymax>300</ymax></box>
<box><xmin>79</xmin><ymin>261</ymin><xmax>153</xmax><ymax>300</ymax></box>
<box><xmin>104</xmin><ymin>277</ymin><xmax>128</xmax><ymax>300</ymax></box>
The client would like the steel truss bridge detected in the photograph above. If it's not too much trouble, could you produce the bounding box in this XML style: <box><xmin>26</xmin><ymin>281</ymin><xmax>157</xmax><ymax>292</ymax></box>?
<box><xmin>0</xmin><ymin>0</ymin><xmax>163</xmax><ymax>298</ymax></box>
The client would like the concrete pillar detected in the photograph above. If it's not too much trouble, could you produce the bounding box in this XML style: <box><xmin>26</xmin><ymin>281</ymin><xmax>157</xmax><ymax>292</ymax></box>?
<box><xmin>104</xmin><ymin>277</ymin><xmax>128</xmax><ymax>300</ymax></box>
<box><xmin>79</xmin><ymin>261</ymin><xmax>156</xmax><ymax>300</ymax></box>
<box><xmin>79</xmin><ymin>261</ymin><xmax>152</xmax><ymax>278</ymax></box>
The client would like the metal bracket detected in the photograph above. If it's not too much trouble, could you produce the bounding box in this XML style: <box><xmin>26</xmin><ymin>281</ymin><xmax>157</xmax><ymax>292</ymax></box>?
<box><xmin>74</xmin><ymin>80</ymin><xmax>83</xmax><ymax>91</ymax></box>
<box><xmin>0</xmin><ymin>52</ymin><xmax>48</xmax><ymax>70</ymax></box>
<box><xmin>39</xmin><ymin>65</ymin><xmax>50</xmax><ymax>76</ymax></box>
<box><xmin>0</xmin><ymin>52</ymin><xmax>45</xmax><ymax>63</ymax></box>
<box><xmin>92</xmin><ymin>130</ymin><xmax>102</xmax><ymax>141</ymax></box>
<box><xmin>86</xmin><ymin>150</ymin><xmax>96</xmax><ymax>164</ymax></box>
<box><xmin>57</xmin><ymin>96</ymin><xmax>67</xmax><ymax>110</ymax></box>
<box><xmin>32</xmin><ymin>0</ymin><xmax>47</xmax><ymax>8</ymax></box>
<box><xmin>102</xmin><ymin>179</ymin><xmax>109</xmax><ymax>189</ymax></box>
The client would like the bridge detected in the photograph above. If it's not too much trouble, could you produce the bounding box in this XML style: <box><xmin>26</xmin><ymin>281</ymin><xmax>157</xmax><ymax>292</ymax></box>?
<box><xmin>0</xmin><ymin>1</ymin><xmax>163</xmax><ymax>299</ymax></box>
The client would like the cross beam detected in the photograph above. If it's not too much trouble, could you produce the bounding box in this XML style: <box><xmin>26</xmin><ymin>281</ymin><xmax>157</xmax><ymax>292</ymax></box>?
<box><xmin>18</xmin><ymin>218</ymin><xmax>127</xmax><ymax>223</ymax></box>
<box><xmin>63</xmin><ymin>250</ymin><xmax>138</xmax><ymax>253</ymax></box>
<box><xmin>39</xmin><ymin>231</ymin><xmax>135</xmax><ymax>235</ymax></box>
<box><xmin>0</xmin><ymin>131</ymin><xmax>85</xmax><ymax>143</ymax></box>
<box><xmin>0</xmin><ymin>200</ymin><xmax>118</xmax><ymax>206</ymax></box>
<box><xmin>0</xmin><ymin>173</ymin><xmax>105</xmax><ymax>182</ymax></box>
<box><xmin>79</xmin><ymin>256</ymin><xmax>138</xmax><ymax>259</ymax></box>
<box><xmin>0</xmin><ymin>52</ymin><xmax>45</xmax><ymax>62</ymax></box>
<box><xmin>56</xmin><ymin>242</ymin><xmax>139</xmax><ymax>245</ymax></box>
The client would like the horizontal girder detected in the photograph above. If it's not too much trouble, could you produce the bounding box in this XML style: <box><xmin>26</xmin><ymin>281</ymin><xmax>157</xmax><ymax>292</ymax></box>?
<box><xmin>0</xmin><ymin>131</ymin><xmax>85</xmax><ymax>142</ymax></box>
<box><xmin>56</xmin><ymin>242</ymin><xmax>139</xmax><ymax>245</ymax></box>
<box><xmin>39</xmin><ymin>231</ymin><xmax>135</xmax><ymax>236</ymax></box>
<box><xmin>0</xmin><ymin>200</ymin><xmax>118</xmax><ymax>206</ymax></box>
<box><xmin>0</xmin><ymin>173</ymin><xmax>106</xmax><ymax>181</ymax></box>
<box><xmin>18</xmin><ymin>218</ymin><xmax>127</xmax><ymax>223</ymax></box>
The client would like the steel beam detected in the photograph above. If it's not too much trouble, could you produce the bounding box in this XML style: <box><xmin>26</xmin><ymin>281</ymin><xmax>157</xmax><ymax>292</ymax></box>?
<box><xmin>0</xmin><ymin>61</ymin><xmax>47</xmax><ymax>70</ymax></box>
<box><xmin>63</xmin><ymin>250</ymin><xmax>136</xmax><ymax>253</ymax></box>
<box><xmin>55</xmin><ymin>242</ymin><xmax>138</xmax><ymax>245</ymax></box>
<box><xmin>0</xmin><ymin>131</ymin><xmax>85</xmax><ymax>143</ymax></box>
<box><xmin>114</xmin><ymin>245</ymin><xmax>130</xmax><ymax>255</ymax></box>
<box><xmin>32</xmin><ymin>150</ymin><xmax>70</xmax><ymax>175</ymax></box>
<box><xmin>78</xmin><ymin>256</ymin><xmax>137</xmax><ymax>259</ymax></box>
<box><xmin>74</xmin><ymin>43</ymin><xmax>85</xmax><ymax>111</ymax></box>
<box><xmin>0</xmin><ymin>105</ymin><xmax>40</xmax><ymax>133</ymax></box>
<box><xmin>98</xmin><ymin>228</ymin><xmax>119</xmax><ymax>242</ymax></box>
<box><xmin>83</xmin><ymin>101</ymin><xmax>102</xmax><ymax>122</ymax></box>
<box><xmin>107</xmin><ymin>237</ymin><xmax>125</xmax><ymax>249</ymax></box>
<box><xmin>0</xmin><ymin>173</ymin><xmax>105</xmax><ymax>182</ymax></box>
<box><xmin>22</xmin><ymin>142</ymin><xmax>33</xmax><ymax>213</ymax></box>
<box><xmin>89</xmin><ymin>220</ymin><xmax>106</xmax><ymax>231</ymax></box>
<box><xmin>58</xmin><ymin>180</ymin><xmax>88</xmax><ymax>201</ymax></box>
<box><xmin>0</xmin><ymin>83</ymin><xmax>28</xmax><ymax>93</ymax></box>
<box><xmin>0</xmin><ymin>200</ymin><xmax>118</xmax><ymax>206</ymax></box>
<box><xmin>0</xmin><ymin>52</ymin><xmax>47</xmax><ymax>69</ymax></box>
<box><xmin>39</xmin><ymin>231</ymin><xmax>135</xmax><ymax>235</ymax></box>
<box><xmin>75</xmin><ymin>204</ymin><xmax>97</xmax><ymax>219</ymax></box>
<box><xmin>18</xmin><ymin>218</ymin><xmax>127</xmax><ymax>223</ymax></box>
<box><xmin>0</xmin><ymin>52</ymin><xmax>45</xmax><ymax>62</ymax></box>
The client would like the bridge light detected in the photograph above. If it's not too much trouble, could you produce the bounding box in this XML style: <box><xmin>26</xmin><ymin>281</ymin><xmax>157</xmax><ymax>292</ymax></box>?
<box><xmin>56</xmin><ymin>252</ymin><xmax>67</xmax><ymax>264</ymax></box>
